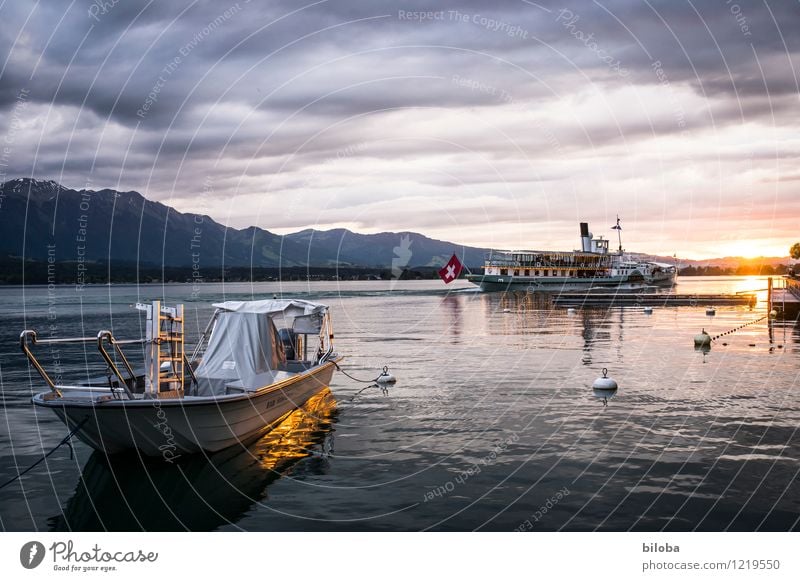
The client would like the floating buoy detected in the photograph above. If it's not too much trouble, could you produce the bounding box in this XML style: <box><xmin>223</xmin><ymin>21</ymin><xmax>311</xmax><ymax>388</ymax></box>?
<box><xmin>722</xmin><ymin>342</ymin><xmax>728</xmax><ymax>346</ymax></box>
<box><xmin>694</xmin><ymin>329</ymin><xmax>712</xmax><ymax>347</ymax></box>
<box><xmin>592</xmin><ymin>368</ymin><xmax>618</xmax><ymax>391</ymax></box>
<box><xmin>706</xmin><ymin>307</ymin><xmax>716</xmax><ymax>316</ymax></box>
<box><xmin>376</xmin><ymin>366</ymin><xmax>396</xmax><ymax>384</ymax></box>
<box><xmin>643</xmin><ymin>307</ymin><xmax>654</xmax><ymax>314</ymax></box>
<box><xmin>748</xmin><ymin>343</ymin><xmax>756</xmax><ymax>347</ymax></box>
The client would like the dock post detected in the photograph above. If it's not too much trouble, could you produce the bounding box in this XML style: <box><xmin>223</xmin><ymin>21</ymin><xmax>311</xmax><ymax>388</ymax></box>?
<box><xmin>768</xmin><ymin>277</ymin><xmax>773</xmax><ymax>311</ymax></box>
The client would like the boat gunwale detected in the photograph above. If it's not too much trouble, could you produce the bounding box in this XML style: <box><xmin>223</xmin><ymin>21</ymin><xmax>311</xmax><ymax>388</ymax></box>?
<box><xmin>31</xmin><ymin>358</ymin><xmax>341</xmax><ymax>410</ymax></box>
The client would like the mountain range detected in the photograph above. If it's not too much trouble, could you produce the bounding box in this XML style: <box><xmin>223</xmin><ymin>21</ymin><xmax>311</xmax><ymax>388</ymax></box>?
<box><xmin>0</xmin><ymin>178</ymin><xmax>486</xmax><ymax>269</ymax></box>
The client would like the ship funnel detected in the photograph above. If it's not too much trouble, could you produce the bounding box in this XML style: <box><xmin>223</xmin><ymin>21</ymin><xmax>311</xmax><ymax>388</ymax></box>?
<box><xmin>580</xmin><ymin>222</ymin><xmax>592</xmax><ymax>252</ymax></box>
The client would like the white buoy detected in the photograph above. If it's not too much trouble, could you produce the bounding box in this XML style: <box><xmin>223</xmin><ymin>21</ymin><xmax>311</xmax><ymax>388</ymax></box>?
<box><xmin>592</xmin><ymin>368</ymin><xmax>618</xmax><ymax>391</ymax></box>
<box><xmin>706</xmin><ymin>307</ymin><xmax>716</xmax><ymax>316</ymax></box>
<box><xmin>694</xmin><ymin>328</ymin><xmax>712</xmax><ymax>347</ymax></box>
<box><xmin>376</xmin><ymin>366</ymin><xmax>396</xmax><ymax>384</ymax></box>
<box><xmin>643</xmin><ymin>306</ymin><xmax>654</xmax><ymax>314</ymax></box>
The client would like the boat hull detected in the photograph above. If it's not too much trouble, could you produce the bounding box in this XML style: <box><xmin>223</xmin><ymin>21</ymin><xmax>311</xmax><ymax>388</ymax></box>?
<box><xmin>33</xmin><ymin>362</ymin><xmax>337</xmax><ymax>457</ymax></box>
<box><xmin>466</xmin><ymin>273</ymin><xmax>637</xmax><ymax>292</ymax></box>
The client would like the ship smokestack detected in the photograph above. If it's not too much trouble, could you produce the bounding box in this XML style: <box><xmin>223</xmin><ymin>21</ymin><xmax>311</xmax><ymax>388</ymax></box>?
<box><xmin>580</xmin><ymin>222</ymin><xmax>592</xmax><ymax>252</ymax></box>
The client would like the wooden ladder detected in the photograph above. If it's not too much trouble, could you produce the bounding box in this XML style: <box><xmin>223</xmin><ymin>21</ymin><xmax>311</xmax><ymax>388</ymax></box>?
<box><xmin>143</xmin><ymin>300</ymin><xmax>185</xmax><ymax>398</ymax></box>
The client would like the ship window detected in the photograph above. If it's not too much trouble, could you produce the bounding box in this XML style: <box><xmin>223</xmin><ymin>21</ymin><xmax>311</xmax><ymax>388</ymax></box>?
<box><xmin>514</xmin><ymin>270</ymin><xmax>520</xmax><ymax>276</ymax></box>
<box><xmin>535</xmin><ymin>270</ymin><xmax>540</xmax><ymax>276</ymax></box>
<box><xmin>524</xmin><ymin>269</ymin><xmax>530</xmax><ymax>276</ymax></box>
<box><xmin>543</xmin><ymin>270</ymin><xmax>549</xmax><ymax>276</ymax></box>
<box><xmin>500</xmin><ymin>268</ymin><xmax>508</xmax><ymax>275</ymax></box>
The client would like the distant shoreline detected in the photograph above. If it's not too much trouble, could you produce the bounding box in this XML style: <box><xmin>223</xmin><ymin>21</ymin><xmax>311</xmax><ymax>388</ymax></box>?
<box><xmin>0</xmin><ymin>256</ymin><xmax>792</xmax><ymax>285</ymax></box>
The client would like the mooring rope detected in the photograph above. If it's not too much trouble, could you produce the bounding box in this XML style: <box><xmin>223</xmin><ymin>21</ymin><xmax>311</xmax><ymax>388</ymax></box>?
<box><xmin>331</xmin><ymin>362</ymin><xmax>393</xmax><ymax>400</ymax></box>
<box><xmin>332</xmin><ymin>361</ymin><xmax>384</xmax><ymax>384</ymax></box>
<box><xmin>0</xmin><ymin>418</ymin><xmax>88</xmax><ymax>491</ymax></box>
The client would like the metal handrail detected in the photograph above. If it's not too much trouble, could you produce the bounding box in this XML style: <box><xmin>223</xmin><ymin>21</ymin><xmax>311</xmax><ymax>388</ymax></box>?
<box><xmin>96</xmin><ymin>331</ymin><xmax>136</xmax><ymax>400</ymax></box>
<box><xmin>183</xmin><ymin>353</ymin><xmax>198</xmax><ymax>395</ymax></box>
<box><xmin>20</xmin><ymin>328</ymin><xmax>143</xmax><ymax>400</ymax></box>
<box><xmin>190</xmin><ymin>308</ymin><xmax>220</xmax><ymax>363</ymax></box>
<box><xmin>20</xmin><ymin>330</ymin><xmax>59</xmax><ymax>395</ymax></box>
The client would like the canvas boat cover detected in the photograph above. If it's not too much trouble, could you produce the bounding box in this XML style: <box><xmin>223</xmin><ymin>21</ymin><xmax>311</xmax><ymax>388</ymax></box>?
<box><xmin>194</xmin><ymin>299</ymin><xmax>327</xmax><ymax>396</ymax></box>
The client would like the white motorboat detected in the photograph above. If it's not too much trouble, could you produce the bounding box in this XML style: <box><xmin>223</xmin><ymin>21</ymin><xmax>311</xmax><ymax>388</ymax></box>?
<box><xmin>22</xmin><ymin>299</ymin><xmax>339</xmax><ymax>458</ymax></box>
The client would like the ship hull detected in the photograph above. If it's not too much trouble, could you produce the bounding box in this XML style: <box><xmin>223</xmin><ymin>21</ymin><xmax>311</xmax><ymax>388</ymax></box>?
<box><xmin>466</xmin><ymin>273</ymin><xmax>639</xmax><ymax>292</ymax></box>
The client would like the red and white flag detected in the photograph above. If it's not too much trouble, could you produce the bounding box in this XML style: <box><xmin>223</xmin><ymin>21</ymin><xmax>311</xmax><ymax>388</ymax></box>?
<box><xmin>438</xmin><ymin>253</ymin><xmax>463</xmax><ymax>284</ymax></box>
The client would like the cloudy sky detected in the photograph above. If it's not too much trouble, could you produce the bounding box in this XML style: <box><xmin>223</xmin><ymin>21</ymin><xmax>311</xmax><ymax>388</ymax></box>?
<box><xmin>0</xmin><ymin>0</ymin><xmax>798</xmax><ymax>259</ymax></box>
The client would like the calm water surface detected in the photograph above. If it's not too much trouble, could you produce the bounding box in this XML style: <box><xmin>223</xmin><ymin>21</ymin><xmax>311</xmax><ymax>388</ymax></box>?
<box><xmin>1</xmin><ymin>276</ymin><xmax>798</xmax><ymax>531</ymax></box>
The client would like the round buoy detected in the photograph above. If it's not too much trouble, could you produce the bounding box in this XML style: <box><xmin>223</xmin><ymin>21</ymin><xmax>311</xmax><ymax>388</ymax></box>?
<box><xmin>592</xmin><ymin>368</ymin><xmax>618</xmax><ymax>391</ymax></box>
<box><xmin>643</xmin><ymin>307</ymin><xmax>654</xmax><ymax>314</ymax></box>
<box><xmin>706</xmin><ymin>307</ymin><xmax>716</xmax><ymax>316</ymax></box>
<box><xmin>376</xmin><ymin>366</ymin><xmax>397</xmax><ymax>384</ymax></box>
<box><xmin>694</xmin><ymin>329</ymin><xmax>712</xmax><ymax>347</ymax></box>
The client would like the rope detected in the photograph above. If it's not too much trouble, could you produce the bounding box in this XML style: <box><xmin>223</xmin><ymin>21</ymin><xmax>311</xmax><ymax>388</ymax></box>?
<box><xmin>348</xmin><ymin>383</ymin><xmax>388</xmax><ymax>401</ymax></box>
<box><xmin>331</xmin><ymin>362</ymin><xmax>392</xmax><ymax>401</ymax></box>
<box><xmin>0</xmin><ymin>418</ymin><xmax>88</xmax><ymax>491</ymax></box>
<box><xmin>710</xmin><ymin>315</ymin><xmax>767</xmax><ymax>342</ymax></box>
<box><xmin>332</xmin><ymin>361</ymin><xmax>384</xmax><ymax>384</ymax></box>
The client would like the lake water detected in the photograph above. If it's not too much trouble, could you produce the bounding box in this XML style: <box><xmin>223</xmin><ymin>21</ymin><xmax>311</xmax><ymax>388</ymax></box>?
<box><xmin>1</xmin><ymin>276</ymin><xmax>798</xmax><ymax>531</ymax></box>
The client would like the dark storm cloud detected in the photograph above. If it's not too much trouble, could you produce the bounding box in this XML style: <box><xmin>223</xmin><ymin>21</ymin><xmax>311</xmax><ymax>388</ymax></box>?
<box><xmin>3</xmin><ymin>0</ymin><xmax>795</xmax><ymax>122</ymax></box>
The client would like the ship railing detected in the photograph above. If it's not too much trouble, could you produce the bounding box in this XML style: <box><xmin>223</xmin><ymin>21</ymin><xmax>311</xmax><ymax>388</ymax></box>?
<box><xmin>20</xmin><ymin>329</ymin><xmax>145</xmax><ymax>400</ymax></box>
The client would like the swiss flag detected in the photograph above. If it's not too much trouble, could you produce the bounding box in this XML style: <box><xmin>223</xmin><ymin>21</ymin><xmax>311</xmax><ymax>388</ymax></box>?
<box><xmin>438</xmin><ymin>253</ymin><xmax>463</xmax><ymax>284</ymax></box>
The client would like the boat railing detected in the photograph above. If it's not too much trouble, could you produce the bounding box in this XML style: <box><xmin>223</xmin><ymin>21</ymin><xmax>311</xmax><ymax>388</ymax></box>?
<box><xmin>97</xmin><ymin>331</ymin><xmax>141</xmax><ymax>399</ymax></box>
<box><xmin>190</xmin><ymin>308</ymin><xmax>220</xmax><ymax>363</ymax></box>
<box><xmin>20</xmin><ymin>329</ymin><xmax>144</xmax><ymax>399</ymax></box>
<box><xmin>316</xmin><ymin>311</ymin><xmax>336</xmax><ymax>364</ymax></box>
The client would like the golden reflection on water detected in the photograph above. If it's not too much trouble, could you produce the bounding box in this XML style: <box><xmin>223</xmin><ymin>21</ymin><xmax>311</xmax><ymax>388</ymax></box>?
<box><xmin>727</xmin><ymin>275</ymin><xmax>776</xmax><ymax>303</ymax></box>
<box><xmin>252</xmin><ymin>387</ymin><xmax>337</xmax><ymax>471</ymax></box>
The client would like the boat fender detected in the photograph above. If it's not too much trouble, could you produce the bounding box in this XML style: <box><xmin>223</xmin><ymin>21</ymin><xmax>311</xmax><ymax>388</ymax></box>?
<box><xmin>694</xmin><ymin>329</ymin><xmax>712</xmax><ymax>347</ymax></box>
<box><xmin>770</xmin><ymin>310</ymin><xmax>778</xmax><ymax>318</ymax></box>
<box><xmin>643</xmin><ymin>307</ymin><xmax>653</xmax><ymax>314</ymax></box>
<box><xmin>376</xmin><ymin>366</ymin><xmax>397</xmax><ymax>385</ymax></box>
<box><xmin>592</xmin><ymin>368</ymin><xmax>618</xmax><ymax>391</ymax></box>
<box><xmin>706</xmin><ymin>307</ymin><xmax>716</xmax><ymax>316</ymax></box>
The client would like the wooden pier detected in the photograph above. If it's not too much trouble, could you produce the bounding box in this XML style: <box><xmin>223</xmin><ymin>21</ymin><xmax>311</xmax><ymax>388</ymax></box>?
<box><xmin>768</xmin><ymin>277</ymin><xmax>800</xmax><ymax>320</ymax></box>
<box><xmin>553</xmin><ymin>292</ymin><xmax>757</xmax><ymax>308</ymax></box>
